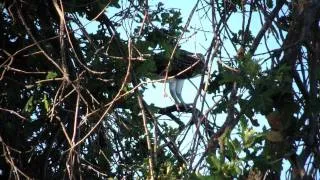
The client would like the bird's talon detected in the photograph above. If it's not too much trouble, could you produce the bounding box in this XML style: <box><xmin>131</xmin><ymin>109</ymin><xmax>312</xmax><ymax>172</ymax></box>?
<box><xmin>175</xmin><ymin>104</ymin><xmax>180</xmax><ymax>111</ymax></box>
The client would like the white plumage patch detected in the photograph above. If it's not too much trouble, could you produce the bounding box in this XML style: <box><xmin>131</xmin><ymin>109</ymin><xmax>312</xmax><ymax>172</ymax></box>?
<box><xmin>169</xmin><ymin>78</ymin><xmax>185</xmax><ymax>105</ymax></box>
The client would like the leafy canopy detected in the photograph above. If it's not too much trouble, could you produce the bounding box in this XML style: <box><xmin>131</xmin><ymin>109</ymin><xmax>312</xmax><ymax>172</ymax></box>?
<box><xmin>0</xmin><ymin>0</ymin><xmax>320</xmax><ymax>179</ymax></box>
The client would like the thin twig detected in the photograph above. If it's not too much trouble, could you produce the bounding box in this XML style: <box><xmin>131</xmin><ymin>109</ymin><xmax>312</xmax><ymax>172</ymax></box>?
<box><xmin>0</xmin><ymin>108</ymin><xmax>27</xmax><ymax>121</ymax></box>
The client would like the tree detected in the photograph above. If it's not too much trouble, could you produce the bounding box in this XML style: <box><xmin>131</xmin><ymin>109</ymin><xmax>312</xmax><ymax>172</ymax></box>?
<box><xmin>0</xmin><ymin>0</ymin><xmax>319</xmax><ymax>179</ymax></box>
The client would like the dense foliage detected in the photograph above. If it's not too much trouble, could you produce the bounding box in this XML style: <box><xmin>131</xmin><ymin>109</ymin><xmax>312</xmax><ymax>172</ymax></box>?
<box><xmin>0</xmin><ymin>0</ymin><xmax>319</xmax><ymax>179</ymax></box>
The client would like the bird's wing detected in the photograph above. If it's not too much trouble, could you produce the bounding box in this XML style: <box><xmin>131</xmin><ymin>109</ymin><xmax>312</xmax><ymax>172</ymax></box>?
<box><xmin>171</xmin><ymin>50</ymin><xmax>205</xmax><ymax>79</ymax></box>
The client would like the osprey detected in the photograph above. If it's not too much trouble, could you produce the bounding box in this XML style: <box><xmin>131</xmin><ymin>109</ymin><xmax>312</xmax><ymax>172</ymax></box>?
<box><xmin>153</xmin><ymin>49</ymin><xmax>206</xmax><ymax>110</ymax></box>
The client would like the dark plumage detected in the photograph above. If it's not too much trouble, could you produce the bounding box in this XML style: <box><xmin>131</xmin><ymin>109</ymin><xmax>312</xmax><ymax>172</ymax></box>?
<box><xmin>153</xmin><ymin>49</ymin><xmax>206</xmax><ymax>110</ymax></box>
<box><xmin>154</xmin><ymin>49</ymin><xmax>205</xmax><ymax>78</ymax></box>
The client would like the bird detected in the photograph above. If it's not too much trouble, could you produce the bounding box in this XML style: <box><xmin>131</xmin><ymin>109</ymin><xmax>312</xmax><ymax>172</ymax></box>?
<box><xmin>153</xmin><ymin>49</ymin><xmax>206</xmax><ymax>110</ymax></box>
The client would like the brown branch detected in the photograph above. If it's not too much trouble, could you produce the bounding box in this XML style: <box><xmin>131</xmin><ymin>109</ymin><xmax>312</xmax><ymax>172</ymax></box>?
<box><xmin>5</xmin><ymin>67</ymin><xmax>47</xmax><ymax>75</ymax></box>
<box><xmin>0</xmin><ymin>108</ymin><xmax>27</xmax><ymax>121</ymax></box>
<box><xmin>0</xmin><ymin>135</ymin><xmax>32</xmax><ymax>179</ymax></box>
<box><xmin>53</xmin><ymin>0</ymin><xmax>68</xmax><ymax>80</ymax></box>
<box><xmin>249</xmin><ymin>0</ymin><xmax>285</xmax><ymax>55</ymax></box>
<box><xmin>16</xmin><ymin>4</ymin><xmax>64</xmax><ymax>75</ymax></box>
<box><xmin>69</xmin><ymin>34</ymin><xmax>133</xmax><ymax>152</ymax></box>
<box><xmin>137</xmin><ymin>94</ymin><xmax>155</xmax><ymax>179</ymax></box>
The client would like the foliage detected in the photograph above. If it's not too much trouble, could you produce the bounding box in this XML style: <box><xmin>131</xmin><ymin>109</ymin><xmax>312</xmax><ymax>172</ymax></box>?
<box><xmin>1</xmin><ymin>0</ymin><xmax>320</xmax><ymax>179</ymax></box>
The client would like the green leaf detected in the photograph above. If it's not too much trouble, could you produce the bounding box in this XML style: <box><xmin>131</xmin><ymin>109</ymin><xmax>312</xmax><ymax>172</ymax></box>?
<box><xmin>43</xmin><ymin>94</ymin><xmax>50</xmax><ymax>112</ymax></box>
<box><xmin>222</xmin><ymin>70</ymin><xmax>242</xmax><ymax>84</ymax></box>
<box><xmin>240</xmin><ymin>58</ymin><xmax>260</xmax><ymax>78</ymax></box>
<box><xmin>46</xmin><ymin>71</ymin><xmax>58</xmax><ymax>79</ymax></box>
<box><xmin>190</xmin><ymin>174</ymin><xmax>224</xmax><ymax>180</ymax></box>
<box><xmin>136</xmin><ymin>59</ymin><xmax>156</xmax><ymax>78</ymax></box>
<box><xmin>212</xmin><ymin>100</ymin><xmax>227</xmax><ymax>114</ymax></box>
<box><xmin>165</xmin><ymin>161</ymin><xmax>173</xmax><ymax>175</ymax></box>
<box><xmin>231</xmin><ymin>138</ymin><xmax>242</xmax><ymax>152</ymax></box>
<box><xmin>110</xmin><ymin>0</ymin><xmax>120</xmax><ymax>8</ymax></box>
<box><xmin>207</xmin><ymin>154</ymin><xmax>221</xmax><ymax>171</ymax></box>
<box><xmin>243</xmin><ymin>128</ymin><xmax>256</xmax><ymax>148</ymax></box>
<box><xmin>266</xmin><ymin>0</ymin><xmax>273</xmax><ymax>8</ymax></box>
<box><xmin>226</xmin><ymin>140</ymin><xmax>238</xmax><ymax>159</ymax></box>
<box><xmin>24</xmin><ymin>96</ymin><xmax>34</xmax><ymax>113</ymax></box>
<box><xmin>239</xmin><ymin>115</ymin><xmax>248</xmax><ymax>130</ymax></box>
<box><xmin>239</xmin><ymin>99</ymin><xmax>254</xmax><ymax>119</ymax></box>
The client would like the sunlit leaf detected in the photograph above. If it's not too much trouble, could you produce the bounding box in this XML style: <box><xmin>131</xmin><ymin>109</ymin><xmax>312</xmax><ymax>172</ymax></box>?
<box><xmin>46</xmin><ymin>71</ymin><xmax>58</xmax><ymax>79</ymax></box>
<box><xmin>243</xmin><ymin>128</ymin><xmax>257</xmax><ymax>148</ymax></box>
<box><xmin>43</xmin><ymin>94</ymin><xmax>50</xmax><ymax>112</ymax></box>
<box><xmin>24</xmin><ymin>96</ymin><xmax>34</xmax><ymax>113</ymax></box>
<box><xmin>207</xmin><ymin>154</ymin><xmax>221</xmax><ymax>171</ymax></box>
